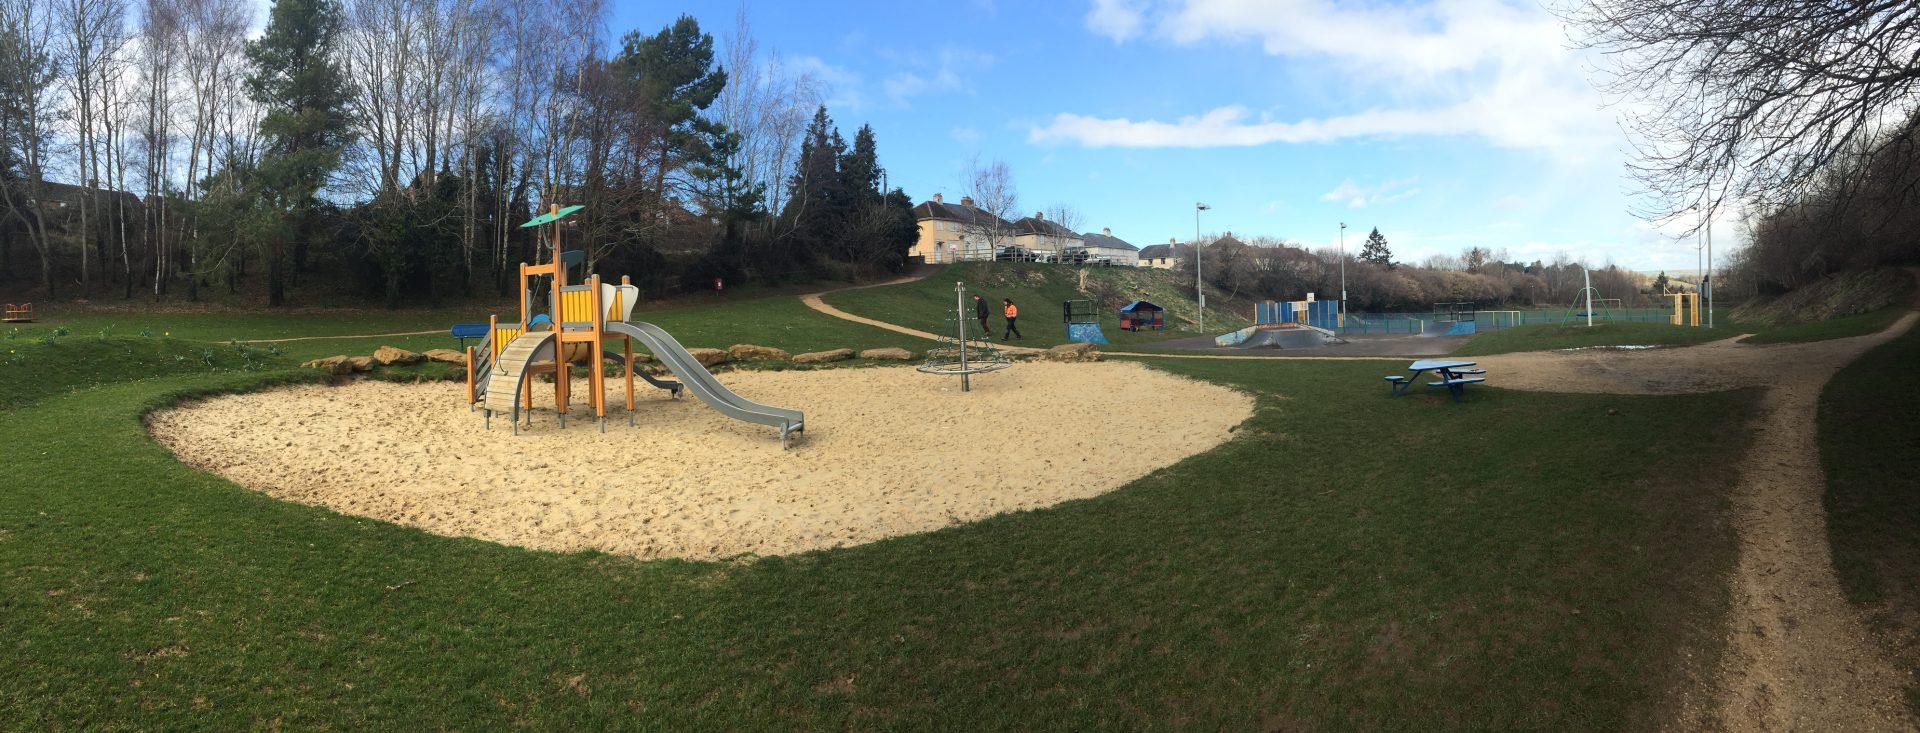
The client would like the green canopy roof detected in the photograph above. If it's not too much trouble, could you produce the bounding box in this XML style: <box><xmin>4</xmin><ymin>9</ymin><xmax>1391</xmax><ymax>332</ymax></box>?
<box><xmin>518</xmin><ymin>204</ymin><xmax>585</xmax><ymax>229</ymax></box>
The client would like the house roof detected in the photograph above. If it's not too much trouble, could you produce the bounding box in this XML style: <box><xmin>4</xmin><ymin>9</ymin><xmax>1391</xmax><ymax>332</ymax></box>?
<box><xmin>1008</xmin><ymin>216</ymin><xmax>1080</xmax><ymax>239</ymax></box>
<box><xmin>1119</xmin><ymin>300</ymin><xmax>1163</xmax><ymax>312</ymax></box>
<box><xmin>914</xmin><ymin>200</ymin><xmax>1012</xmax><ymax>229</ymax></box>
<box><xmin>1080</xmin><ymin>231</ymin><xmax>1137</xmax><ymax>251</ymax></box>
<box><xmin>1139</xmin><ymin>243</ymin><xmax>1187</xmax><ymax>260</ymax></box>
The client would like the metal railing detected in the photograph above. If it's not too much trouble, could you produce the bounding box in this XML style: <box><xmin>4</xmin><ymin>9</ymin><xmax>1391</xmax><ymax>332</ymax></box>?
<box><xmin>1337</xmin><ymin>307</ymin><xmax>1680</xmax><ymax>335</ymax></box>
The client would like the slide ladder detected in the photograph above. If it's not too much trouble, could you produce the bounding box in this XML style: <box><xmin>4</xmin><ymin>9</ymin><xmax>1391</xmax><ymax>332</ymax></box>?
<box><xmin>605</xmin><ymin>321</ymin><xmax>804</xmax><ymax>445</ymax></box>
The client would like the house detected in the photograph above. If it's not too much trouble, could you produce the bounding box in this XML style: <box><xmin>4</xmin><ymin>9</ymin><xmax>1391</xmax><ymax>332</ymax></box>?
<box><xmin>1138</xmin><ymin>238</ymin><xmax>1186</xmax><ymax>269</ymax></box>
<box><xmin>1006</xmin><ymin>212</ymin><xmax>1082</xmax><ymax>257</ymax></box>
<box><xmin>1080</xmin><ymin>228</ymin><xmax>1138</xmax><ymax>266</ymax></box>
<box><xmin>1137</xmin><ymin>233</ymin><xmax>1244</xmax><ymax>269</ymax></box>
<box><xmin>911</xmin><ymin>193</ymin><xmax>1015</xmax><ymax>263</ymax></box>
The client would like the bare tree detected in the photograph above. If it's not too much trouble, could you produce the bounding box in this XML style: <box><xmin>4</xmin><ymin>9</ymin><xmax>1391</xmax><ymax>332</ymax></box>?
<box><xmin>715</xmin><ymin>5</ymin><xmax>819</xmax><ymax>220</ymax></box>
<box><xmin>962</xmin><ymin>155</ymin><xmax>1017</xmax><ymax>257</ymax></box>
<box><xmin>172</xmin><ymin>0</ymin><xmax>251</xmax><ymax>300</ymax></box>
<box><xmin>0</xmin><ymin>0</ymin><xmax>63</xmax><ymax>296</ymax></box>
<box><xmin>57</xmin><ymin>0</ymin><xmax>127</xmax><ymax>292</ymax></box>
<box><xmin>137</xmin><ymin>0</ymin><xmax>180</xmax><ymax>297</ymax></box>
<box><xmin>1568</xmin><ymin>0</ymin><xmax>1920</xmax><ymax>225</ymax></box>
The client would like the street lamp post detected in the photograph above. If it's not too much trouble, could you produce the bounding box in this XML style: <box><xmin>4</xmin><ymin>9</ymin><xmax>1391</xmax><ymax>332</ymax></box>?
<box><xmin>1706</xmin><ymin>218</ymin><xmax>1714</xmax><ymax>328</ymax></box>
<box><xmin>1339</xmin><ymin>223</ymin><xmax>1348</xmax><ymax>315</ymax></box>
<box><xmin>1195</xmin><ymin>202</ymin><xmax>1210</xmax><ymax>333</ymax></box>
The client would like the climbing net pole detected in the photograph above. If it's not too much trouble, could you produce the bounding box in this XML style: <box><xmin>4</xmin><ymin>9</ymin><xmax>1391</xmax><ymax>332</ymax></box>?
<box><xmin>917</xmin><ymin>281</ymin><xmax>1011</xmax><ymax>392</ymax></box>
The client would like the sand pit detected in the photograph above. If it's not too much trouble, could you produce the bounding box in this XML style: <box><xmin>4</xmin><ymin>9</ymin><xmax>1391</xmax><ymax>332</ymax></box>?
<box><xmin>147</xmin><ymin>362</ymin><xmax>1251</xmax><ymax>560</ymax></box>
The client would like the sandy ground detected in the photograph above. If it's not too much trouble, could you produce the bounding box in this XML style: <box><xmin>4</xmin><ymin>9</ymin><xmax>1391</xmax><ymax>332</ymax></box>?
<box><xmin>148</xmin><ymin>362</ymin><xmax>1251</xmax><ymax>561</ymax></box>
<box><xmin>1479</xmin><ymin>312</ymin><xmax>1920</xmax><ymax>731</ymax></box>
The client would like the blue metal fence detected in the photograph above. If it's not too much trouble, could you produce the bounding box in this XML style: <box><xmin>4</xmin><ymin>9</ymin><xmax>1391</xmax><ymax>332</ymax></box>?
<box><xmin>1337</xmin><ymin>307</ymin><xmax>1675</xmax><ymax>335</ymax></box>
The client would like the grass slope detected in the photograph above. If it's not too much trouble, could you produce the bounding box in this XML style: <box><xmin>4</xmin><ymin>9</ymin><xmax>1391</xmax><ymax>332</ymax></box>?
<box><xmin>1452</xmin><ymin>322</ymin><xmax>1738</xmax><ymax>356</ymax></box>
<box><xmin>0</xmin><ymin>334</ymin><xmax>287</xmax><ymax>409</ymax></box>
<box><xmin>1820</xmin><ymin>320</ymin><xmax>1920</xmax><ymax>713</ymax></box>
<box><xmin>822</xmin><ymin>263</ymin><xmax>1254</xmax><ymax>349</ymax></box>
<box><xmin>1740</xmin><ymin>306</ymin><xmax>1909</xmax><ymax>344</ymax></box>
<box><xmin>1</xmin><ymin>339</ymin><xmax>1755</xmax><ymax>728</ymax></box>
<box><xmin>9</xmin><ymin>288</ymin><xmax>920</xmax><ymax>363</ymax></box>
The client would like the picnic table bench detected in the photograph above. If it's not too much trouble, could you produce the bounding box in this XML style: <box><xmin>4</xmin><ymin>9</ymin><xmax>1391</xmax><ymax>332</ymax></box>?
<box><xmin>1384</xmin><ymin>359</ymin><xmax>1486</xmax><ymax>402</ymax></box>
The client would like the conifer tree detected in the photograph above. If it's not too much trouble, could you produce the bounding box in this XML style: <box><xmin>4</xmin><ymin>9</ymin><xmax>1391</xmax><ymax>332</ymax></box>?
<box><xmin>1359</xmin><ymin>227</ymin><xmax>1393</xmax><ymax>268</ymax></box>
<box><xmin>246</xmin><ymin>0</ymin><xmax>352</xmax><ymax>305</ymax></box>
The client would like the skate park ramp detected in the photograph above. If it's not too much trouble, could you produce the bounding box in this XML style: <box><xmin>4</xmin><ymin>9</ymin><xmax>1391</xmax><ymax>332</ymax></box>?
<box><xmin>1214</xmin><ymin>324</ymin><xmax>1338</xmax><ymax>349</ymax></box>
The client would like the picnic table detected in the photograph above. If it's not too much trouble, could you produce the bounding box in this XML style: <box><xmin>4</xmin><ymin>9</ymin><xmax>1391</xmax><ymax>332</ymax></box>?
<box><xmin>1384</xmin><ymin>359</ymin><xmax>1487</xmax><ymax>401</ymax></box>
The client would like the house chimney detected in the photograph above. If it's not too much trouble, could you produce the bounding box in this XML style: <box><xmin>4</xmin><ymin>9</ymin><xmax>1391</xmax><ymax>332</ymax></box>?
<box><xmin>960</xmin><ymin>196</ymin><xmax>974</xmax><ymax>207</ymax></box>
<box><xmin>1170</xmin><ymin>237</ymin><xmax>1177</xmax><ymax>245</ymax></box>
<box><xmin>1036</xmin><ymin>211</ymin><xmax>1045</xmax><ymax>219</ymax></box>
<box><xmin>932</xmin><ymin>193</ymin><xmax>943</xmax><ymax>203</ymax></box>
<box><xmin>1102</xmin><ymin>227</ymin><xmax>1111</xmax><ymax>236</ymax></box>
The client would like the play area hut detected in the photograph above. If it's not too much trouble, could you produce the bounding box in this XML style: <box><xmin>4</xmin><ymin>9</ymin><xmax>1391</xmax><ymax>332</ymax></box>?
<box><xmin>1118</xmin><ymin>301</ymin><xmax>1164</xmax><ymax>331</ymax></box>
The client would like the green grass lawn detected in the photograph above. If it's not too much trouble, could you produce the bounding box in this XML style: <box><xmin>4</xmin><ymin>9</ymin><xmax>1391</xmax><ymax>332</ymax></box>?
<box><xmin>0</xmin><ymin>305</ymin><xmax>1760</xmax><ymax>728</ymax></box>
<box><xmin>8</xmin><ymin>287</ymin><xmax>921</xmax><ymax>363</ymax></box>
<box><xmin>1452</xmin><ymin>321</ymin><xmax>1742</xmax><ymax>356</ymax></box>
<box><xmin>1740</xmin><ymin>305</ymin><xmax>1909</xmax><ymax>344</ymax></box>
<box><xmin>822</xmin><ymin>262</ymin><xmax>1251</xmax><ymax>349</ymax></box>
<box><xmin>1819</xmin><ymin>320</ymin><xmax>1920</xmax><ymax>713</ymax></box>
<box><xmin>1454</xmin><ymin>305</ymin><xmax>1912</xmax><ymax>356</ymax></box>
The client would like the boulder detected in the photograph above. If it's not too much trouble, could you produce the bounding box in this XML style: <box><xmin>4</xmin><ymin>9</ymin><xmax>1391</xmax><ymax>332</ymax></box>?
<box><xmin>1042</xmin><ymin>342</ymin><xmax>1102</xmax><ymax>363</ymax></box>
<box><xmin>793</xmin><ymin>348</ymin><xmax>854</xmax><ymax>364</ymax></box>
<box><xmin>858</xmin><ymin>347</ymin><xmax>916</xmax><ymax>361</ymax></box>
<box><xmin>686</xmin><ymin>348</ymin><xmax>731</xmax><ymax>367</ymax></box>
<box><xmin>343</xmin><ymin>356</ymin><xmax>377</xmax><ymax>372</ymax></box>
<box><xmin>302</xmin><ymin>355</ymin><xmax>355</xmax><ymax>375</ymax></box>
<box><xmin>373</xmin><ymin>345</ymin><xmax>423</xmax><ymax>366</ymax></box>
<box><xmin>422</xmin><ymin>348</ymin><xmax>467</xmax><ymax>365</ymax></box>
<box><xmin>727</xmin><ymin>343</ymin><xmax>790</xmax><ymax>362</ymax></box>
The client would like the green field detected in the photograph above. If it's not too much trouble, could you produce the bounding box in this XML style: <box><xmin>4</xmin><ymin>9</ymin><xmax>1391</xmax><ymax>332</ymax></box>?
<box><xmin>0</xmin><ymin>292</ymin><xmax>1768</xmax><ymax>729</ymax></box>
<box><xmin>1740</xmin><ymin>305</ymin><xmax>1909</xmax><ymax>344</ymax></box>
<box><xmin>1820</xmin><ymin>321</ymin><xmax>1920</xmax><ymax>713</ymax></box>
<box><xmin>822</xmin><ymin>262</ymin><xmax>1251</xmax><ymax>349</ymax></box>
<box><xmin>7</xmin><ymin>289</ymin><xmax>922</xmax><ymax>364</ymax></box>
<box><xmin>1450</xmin><ymin>321</ymin><xmax>1740</xmax><ymax>356</ymax></box>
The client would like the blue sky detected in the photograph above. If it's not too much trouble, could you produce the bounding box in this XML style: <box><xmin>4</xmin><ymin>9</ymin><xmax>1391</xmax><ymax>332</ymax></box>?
<box><xmin>614</xmin><ymin>0</ymin><xmax>1728</xmax><ymax>272</ymax></box>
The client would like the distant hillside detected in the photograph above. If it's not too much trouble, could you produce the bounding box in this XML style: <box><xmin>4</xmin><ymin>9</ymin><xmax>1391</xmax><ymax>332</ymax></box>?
<box><xmin>822</xmin><ymin>263</ymin><xmax>1257</xmax><ymax>348</ymax></box>
<box><xmin>1730</xmin><ymin>267</ymin><xmax>1915</xmax><ymax>326</ymax></box>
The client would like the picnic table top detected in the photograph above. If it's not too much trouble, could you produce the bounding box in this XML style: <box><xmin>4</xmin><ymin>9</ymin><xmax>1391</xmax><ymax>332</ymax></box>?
<box><xmin>1408</xmin><ymin>359</ymin><xmax>1477</xmax><ymax>371</ymax></box>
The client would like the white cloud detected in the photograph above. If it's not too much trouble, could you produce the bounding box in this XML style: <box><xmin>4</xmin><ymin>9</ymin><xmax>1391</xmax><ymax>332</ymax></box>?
<box><xmin>952</xmin><ymin>126</ymin><xmax>982</xmax><ymax>144</ymax></box>
<box><xmin>1321</xmin><ymin>178</ymin><xmax>1420</xmax><ymax>208</ymax></box>
<box><xmin>1086</xmin><ymin>0</ymin><xmax>1148</xmax><ymax>41</ymax></box>
<box><xmin>1049</xmin><ymin>0</ymin><xmax>1613</xmax><ymax>156</ymax></box>
<box><xmin>789</xmin><ymin>56</ymin><xmax>867</xmax><ymax>110</ymax></box>
<box><xmin>883</xmin><ymin>48</ymin><xmax>995</xmax><ymax>107</ymax></box>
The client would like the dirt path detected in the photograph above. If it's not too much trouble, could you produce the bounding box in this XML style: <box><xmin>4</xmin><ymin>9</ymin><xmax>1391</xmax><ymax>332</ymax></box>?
<box><xmin>799</xmin><ymin>275</ymin><xmax>1048</xmax><ymax>355</ymax></box>
<box><xmin>1483</xmin><ymin>311</ymin><xmax>1920</xmax><ymax>730</ymax></box>
<box><xmin>236</xmin><ymin>329</ymin><xmax>443</xmax><ymax>344</ymax></box>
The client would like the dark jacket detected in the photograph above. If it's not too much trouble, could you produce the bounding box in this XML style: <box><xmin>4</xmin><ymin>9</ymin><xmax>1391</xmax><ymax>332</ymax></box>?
<box><xmin>974</xmin><ymin>298</ymin><xmax>989</xmax><ymax>319</ymax></box>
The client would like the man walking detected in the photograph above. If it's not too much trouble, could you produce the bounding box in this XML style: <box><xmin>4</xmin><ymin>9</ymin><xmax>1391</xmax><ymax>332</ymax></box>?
<box><xmin>1002</xmin><ymin>298</ymin><xmax>1023</xmax><ymax>340</ymax></box>
<box><xmin>973</xmin><ymin>294</ymin><xmax>992</xmax><ymax>340</ymax></box>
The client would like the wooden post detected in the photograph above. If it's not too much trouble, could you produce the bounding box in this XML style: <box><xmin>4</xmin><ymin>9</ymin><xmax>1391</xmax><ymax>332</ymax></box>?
<box><xmin>590</xmin><ymin>274</ymin><xmax>605</xmax><ymax>419</ymax></box>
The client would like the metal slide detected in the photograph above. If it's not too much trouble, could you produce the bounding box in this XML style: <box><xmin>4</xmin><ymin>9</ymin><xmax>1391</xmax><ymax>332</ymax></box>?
<box><xmin>604</xmin><ymin>321</ymin><xmax>805</xmax><ymax>445</ymax></box>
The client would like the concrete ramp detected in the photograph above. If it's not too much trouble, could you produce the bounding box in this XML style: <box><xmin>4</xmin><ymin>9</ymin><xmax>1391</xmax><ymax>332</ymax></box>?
<box><xmin>1215</xmin><ymin>324</ymin><xmax>1339</xmax><ymax>349</ymax></box>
